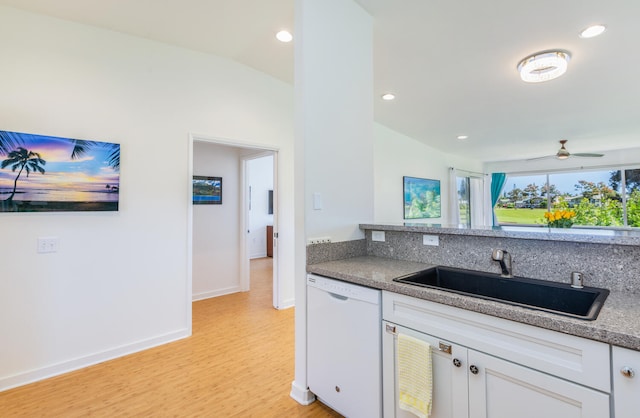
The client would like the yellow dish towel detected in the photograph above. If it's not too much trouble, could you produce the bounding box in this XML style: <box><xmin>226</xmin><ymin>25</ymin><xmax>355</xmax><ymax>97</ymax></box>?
<box><xmin>398</xmin><ymin>333</ymin><xmax>433</xmax><ymax>418</ymax></box>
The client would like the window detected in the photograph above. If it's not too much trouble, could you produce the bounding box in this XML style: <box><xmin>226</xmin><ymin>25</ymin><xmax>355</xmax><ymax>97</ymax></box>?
<box><xmin>457</xmin><ymin>177</ymin><xmax>470</xmax><ymax>227</ymax></box>
<box><xmin>494</xmin><ymin>166</ymin><xmax>640</xmax><ymax>228</ymax></box>
<box><xmin>455</xmin><ymin>173</ymin><xmax>484</xmax><ymax>227</ymax></box>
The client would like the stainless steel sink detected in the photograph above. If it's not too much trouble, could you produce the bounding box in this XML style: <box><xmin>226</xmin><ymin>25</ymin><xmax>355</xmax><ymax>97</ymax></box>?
<box><xmin>393</xmin><ymin>266</ymin><xmax>609</xmax><ymax>320</ymax></box>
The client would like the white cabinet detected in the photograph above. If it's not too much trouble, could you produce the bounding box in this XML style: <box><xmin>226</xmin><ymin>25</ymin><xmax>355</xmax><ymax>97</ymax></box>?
<box><xmin>613</xmin><ymin>346</ymin><xmax>640</xmax><ymax>418</ymax></box>
<box><xmin>382</xmin><ymin>291</ymin><xmax>611</xmax><ymax>418</ymax></box>
<box><xmin>468</xmin><ymin>350</ymin><xmax>609</xmax><ymax>418</ymax></box>
<box><xmin>382</xmin><ymin>322</ymin><xmax>468</xmax><ymax>418</ymax></box>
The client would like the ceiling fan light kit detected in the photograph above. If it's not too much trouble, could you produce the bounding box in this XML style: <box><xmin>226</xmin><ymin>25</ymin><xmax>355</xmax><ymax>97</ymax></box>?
<box><xmin>517</xmin><ymin>50</ymin><xmax>571</xmax><ymax>83</ymax></box>
<box><xmin>556</xmin><ymin>140</ymin><xmax>571</xmax><ymax>159</ymax></box>
<box><xmin>526</xmin><ymin>140</ymin><xmax>605</xmax><ymax>161</ymax></box>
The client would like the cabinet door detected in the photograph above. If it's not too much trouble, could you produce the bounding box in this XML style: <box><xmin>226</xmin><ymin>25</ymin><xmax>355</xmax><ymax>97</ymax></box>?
<box><xmin>468</xmin><ymin>350</ymin><xmax>610</xmax><ymax>418</ymax></box>
<box><xmin>382</xmin><ymin>322</ymin><xmax>469</xmax><ymax>418</ymax></box>
<box><xmin>613</xmin><ymin>346</ymin><xmax>640</xmax><ymax>418</ymax></box>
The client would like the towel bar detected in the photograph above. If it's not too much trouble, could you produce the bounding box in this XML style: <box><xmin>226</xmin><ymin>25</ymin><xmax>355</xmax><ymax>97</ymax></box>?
<box><xmin>387</xmin><ymin>324</ymin><xmax>452</xmax><ymax>354</ymax></box>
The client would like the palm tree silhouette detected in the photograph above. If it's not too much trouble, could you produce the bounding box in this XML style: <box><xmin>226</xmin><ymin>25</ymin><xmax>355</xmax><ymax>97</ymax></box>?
<box><xmin>1</xmin><ymin>147</ymin><xmax>46</xmax><ymax>201</ymax></box>
<box><xmin>71</xmin><ymin>139</ymin><xmax>120</xmax><ymax>170</ymax></box>
<box><xmin>0</xmin><ymin>131</ymin><xmax>24</xmax><ymax>156</ymax></box>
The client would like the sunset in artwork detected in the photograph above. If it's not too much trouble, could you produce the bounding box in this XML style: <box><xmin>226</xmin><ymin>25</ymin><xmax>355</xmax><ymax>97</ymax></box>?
<box><xmin>0</xmin><ymin>130</ymin><xmax>120</xmax><ymax>212</ymax></box>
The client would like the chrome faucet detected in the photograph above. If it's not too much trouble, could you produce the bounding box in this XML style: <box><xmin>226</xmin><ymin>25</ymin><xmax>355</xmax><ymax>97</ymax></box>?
<box><xmin>492</xmin><ymin>249</ymin><xmax>513</xmax><ymax>278</ymax></box>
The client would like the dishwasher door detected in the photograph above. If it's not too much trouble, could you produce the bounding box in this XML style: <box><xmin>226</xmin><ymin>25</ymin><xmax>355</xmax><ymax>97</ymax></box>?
<box><xmin>307</xmin><ymin>274</ymin><xmax>381</xmax><ymax>418</ymax></box>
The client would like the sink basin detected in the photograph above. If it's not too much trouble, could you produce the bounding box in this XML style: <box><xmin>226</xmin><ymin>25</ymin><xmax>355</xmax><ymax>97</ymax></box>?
<box><xmin>393</xmin><ymin>266</ymin><xmax>609</xmax><ymax>320</ymax></box>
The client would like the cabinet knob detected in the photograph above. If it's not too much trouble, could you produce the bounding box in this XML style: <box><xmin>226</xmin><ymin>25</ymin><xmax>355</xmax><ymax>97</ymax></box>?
<box><xmin>453</xmin><ymin>358</ymin><xmax>462</xmax><ymax>368</ymax></box>
<box><xmin>470</xmin><ymin>365</ymin><xmax>479</xmax><ymax>375</ymax></box>
<box><xmin>335</xmin><ymin>385</ymin><xmax>341</xmax><ymax>392</ymax></box>
<box><xmin>621</xmin><ymin>366</ymin><xmax>635</xmax><ymax>378</ymax></box>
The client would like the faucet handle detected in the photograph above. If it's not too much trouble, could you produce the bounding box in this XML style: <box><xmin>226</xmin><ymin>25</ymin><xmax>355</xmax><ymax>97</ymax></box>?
<box><xmin>492</xmin><ymin>249</ymin><xmax>504</xmax><ymax>261</ymax></box>
<box><xmin>571</xmin><ymin>272</ymin><xmax>584</xmax><ymax>289</ymax></box>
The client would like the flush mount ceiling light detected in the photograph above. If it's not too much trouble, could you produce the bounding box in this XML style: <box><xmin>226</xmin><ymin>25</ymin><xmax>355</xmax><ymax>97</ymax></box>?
<box><xmin>517</xmin><ymin>50</ymin><xmax>571</xmax><ymax>83</ymax></box>
<box><xmin>457</xmin><ymin>135</ymin><xmax>469</xmax><ymax>140</ymax></box>
<box><xmin>275</xmin><ymin>30</ymin><xmax>293</xmax><ymax>43</ymax></box>
<box><xmin>580</xmin><ymin>24</ymin><xmax>606</xmax><ymax>38</ymax></box>
<box><xmin>381</xmin><ymin>93</ymin><xmax>396</xmax><ymax>101</ymax></box>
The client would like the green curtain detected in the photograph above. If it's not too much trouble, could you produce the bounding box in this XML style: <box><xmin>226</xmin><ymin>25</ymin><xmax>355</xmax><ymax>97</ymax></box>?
<box><xmin>491</xmin><ymin>173</ymin><xmax>507</xmax><ymax>226</ymax></box>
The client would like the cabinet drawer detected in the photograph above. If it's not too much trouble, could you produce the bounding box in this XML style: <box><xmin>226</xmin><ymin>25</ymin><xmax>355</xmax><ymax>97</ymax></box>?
<box><xmin>383</xmin><ymin>291</ymin><xmax>610</xmax><ymax>392</ymax></box>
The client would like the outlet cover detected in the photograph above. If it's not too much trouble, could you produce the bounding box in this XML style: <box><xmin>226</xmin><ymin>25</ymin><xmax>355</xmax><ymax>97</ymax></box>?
<box><xmin>422</xmin><ymin>234</ymin><xmax>439</xmax><ymax>246</ymax></box>
<box><xmin>37</xmin><ymin>237</ymin><xmax>59</xmax><ymax>253</ymax></box>
<box><xmin>307</xmin><ymin>237</ymin><xmax>332</xmax><ymax>245</ymax></box>
<box><xmin>372</xmin><ymin>231</ymin><xmax>385</xmax><ymax>242</ymax></box>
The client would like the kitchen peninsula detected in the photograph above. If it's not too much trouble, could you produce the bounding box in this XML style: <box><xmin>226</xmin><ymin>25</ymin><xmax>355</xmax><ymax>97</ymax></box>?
<box><xmin>306</xmin><ymin>223</ymin><xmax>640</xmax><ymax>418</ymax></box>
<box><xmin>307</xmin><ymin>223</ymin><xmax>640</xmax><ymax>349</ymax></box>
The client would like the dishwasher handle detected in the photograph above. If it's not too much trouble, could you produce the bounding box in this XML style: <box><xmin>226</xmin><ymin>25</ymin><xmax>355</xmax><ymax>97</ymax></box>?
<box><xmin>328</xmin><ymin>292</ymin><xmax>349</xmax><ymax>301</ymax></box>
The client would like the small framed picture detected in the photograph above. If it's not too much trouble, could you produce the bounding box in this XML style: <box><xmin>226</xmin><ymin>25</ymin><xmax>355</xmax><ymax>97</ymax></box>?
<box><xmin>403</xmin><ymin>176</ymin><xmax>441</xmax><ymax>219</ymax></box>
<box><xmin>193</xmin><ymin>176</ymin><xmax>222</xmax><ymax>205</ymax></box>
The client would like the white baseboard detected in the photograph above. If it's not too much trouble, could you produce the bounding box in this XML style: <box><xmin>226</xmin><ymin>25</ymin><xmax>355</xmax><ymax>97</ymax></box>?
<box><xmin>278</xmin><ymin>297</ymin><xmax>295</xmax><ymax>309</ymax></box>
<box><xmin>192</xmin><ymin>286</ymin><xmax>241</xmax><ymax>301</ymax></box>
<box><xmin>0</xmin><ymin>328</ymin><xmax>189</xmax><ymax>392</ymax></box>
<box><xmin>290</xmin><ymin>380</ymin><xmax>316</xmax><ymax>405</ymax></box>
<box><xmin>249</xmin><ymin>252</ymin><xmax>267</xmax><ymax>259</ymax></box>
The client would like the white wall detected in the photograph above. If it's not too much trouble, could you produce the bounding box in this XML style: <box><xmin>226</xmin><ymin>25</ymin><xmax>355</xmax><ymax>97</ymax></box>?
<box><xmin>374</xmin><ymin>123</ymin><xmax>483</xmax><ymax>224</ymax></box>
<box><xmin>298</xmin><ymin>0</ymin><xmax>374</xmax><ymax>244</ymax></box>
<box><xmin>192</xmin><ymin>142</ymin><xmax>242</xmax><ymax>300</ymax></box>
<box><xmin>0</xmin><ymin>6</ymin><xmax>294</xmax><ymax>390</ymax></box>
<box><xmin>292</xmin><ymin>0</ymin><xmax>374</xmax><ymax>405</ymax></box>
<box><xmin>248</xmin><ymin>155</ymin><xmax>274</xmax><ymax>258</ymax></box>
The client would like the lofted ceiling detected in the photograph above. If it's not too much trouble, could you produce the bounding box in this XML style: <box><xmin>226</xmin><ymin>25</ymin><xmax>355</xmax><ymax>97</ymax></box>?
<box><xmin>1</xmin><ymin>0</ymin><xmax>639</xmax><ymax>163</ymax></box>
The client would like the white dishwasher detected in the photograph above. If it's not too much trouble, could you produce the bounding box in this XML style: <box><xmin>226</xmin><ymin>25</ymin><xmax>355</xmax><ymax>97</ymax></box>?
<box><xmin>307</xmin><ymin>273</ymin><xmax>382</xmax><ymax>418</ymax></box>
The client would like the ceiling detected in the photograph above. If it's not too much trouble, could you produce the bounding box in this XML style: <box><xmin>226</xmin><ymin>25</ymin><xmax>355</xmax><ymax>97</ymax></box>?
<box><xmin>1</xmin><ymin>0</ymin><xmax>639</xmax><ymax>163</ymax></box>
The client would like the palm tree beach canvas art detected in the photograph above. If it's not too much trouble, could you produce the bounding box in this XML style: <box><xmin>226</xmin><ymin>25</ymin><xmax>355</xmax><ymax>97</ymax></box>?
<box><xmin>0</xmin><ymin>130</ymin><xmax>120</xmax><ymax>212</ymax></box>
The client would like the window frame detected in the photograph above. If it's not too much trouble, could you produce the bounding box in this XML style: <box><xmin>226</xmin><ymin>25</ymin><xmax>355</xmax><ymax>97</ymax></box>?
<box><xmin>495</xmin><ymin>164</ymin><xmax>640</xmax><ymax>229</ymax></box>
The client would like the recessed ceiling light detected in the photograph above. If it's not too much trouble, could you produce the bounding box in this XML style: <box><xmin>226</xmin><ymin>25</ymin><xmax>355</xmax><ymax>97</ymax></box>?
<box><xmin>276</xmin><ymin>30</ymin><xmax>293</xmax><ymax>43</ymax></box>
<box><xmin>381</xmin><ymin>93</ymin><xmax>396</xmax><ymax>101</ymax></box>
<box><xmin>517</xmin><ymin>50</ymin><xmax>571</xmax><ymax>83</ymax></box>
<box><xmin>457</xmin><ymin>135</ymin><xmax>469</xmax><ymax>140</ymax></box>
<box><xmin>579</xmin><ymin>24</ymin><xmax>606</xmax><ymax>38</ymax></box>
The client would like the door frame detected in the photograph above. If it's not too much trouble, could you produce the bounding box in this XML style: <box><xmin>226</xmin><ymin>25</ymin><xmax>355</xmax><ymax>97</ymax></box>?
<box><xmin>188</xmin><ymin>133</ymin><xmax>280</xmax><ymax>309</ymax></box>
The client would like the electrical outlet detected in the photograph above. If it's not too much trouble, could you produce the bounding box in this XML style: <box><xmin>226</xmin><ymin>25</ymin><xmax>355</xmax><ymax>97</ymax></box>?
<box><xmin>422</xmin><ymin>234</ymin><xmax>439</xmax><ymax>246</ymax></box>
<box><xmin>307</xmin><ymin>237</ymin><xmax>332</xmax><ymax>245</ymax></box>
<box><xmin>372</xmin><ymin>231</ymin><xmax>385</xmax><ymax>242</ymax></box>
<box><xmin>37</xmin><ymin>237</ymin><xmax>59</xmax><ymax>253</ymax></box>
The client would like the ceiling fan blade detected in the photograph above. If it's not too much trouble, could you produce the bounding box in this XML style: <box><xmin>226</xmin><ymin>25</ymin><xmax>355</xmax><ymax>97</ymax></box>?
<box><xmin>572</xmin><ymin>153</ymin><xmax>604</xmax><ymax>158</ymax></box>
<box><xmin>525</xmin><ymin>155</ymin><xmax>555</xmax><ymax>161</ymax></box>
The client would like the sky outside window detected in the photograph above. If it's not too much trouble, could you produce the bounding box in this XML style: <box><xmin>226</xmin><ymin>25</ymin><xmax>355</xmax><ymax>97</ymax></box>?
<box><xmin>505</xmin><ymin>171</ymin><xmax>612</xmax><ymax>196</ymax></box>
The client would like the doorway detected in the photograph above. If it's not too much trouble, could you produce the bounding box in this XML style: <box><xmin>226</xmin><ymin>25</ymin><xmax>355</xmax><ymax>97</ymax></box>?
<box><xmin>189</xmin><ymin>134</ymin><xmax>279</xmax><ymax>308</ymax></box>
<box><xmin>245</xmin><ymin>153</ymin><xmax>278</xmax><ymax>307</ymax></box>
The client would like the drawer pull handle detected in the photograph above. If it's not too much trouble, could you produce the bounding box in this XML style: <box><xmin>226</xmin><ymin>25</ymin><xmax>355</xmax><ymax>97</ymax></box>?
<box><xmin>621</xmin><ymin>366</ymin><xmax>635</xmax><ymax>378</ymax></box>
<box><xmin>453</xmin><ymin>358</ymin><xmax>462</xmax><ymax>368</ymax></box>
<box><xmin>470</xmin><ymin>365</ymin><xmax>479</xmax><ymax>375</ymax></box>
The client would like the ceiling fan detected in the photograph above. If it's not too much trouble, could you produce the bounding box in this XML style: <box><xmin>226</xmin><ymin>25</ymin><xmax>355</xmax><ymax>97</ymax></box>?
<box><xmin>527</xmin><ymin>139</ymin><xmax>604</xmax><ymax>161</ymax></box>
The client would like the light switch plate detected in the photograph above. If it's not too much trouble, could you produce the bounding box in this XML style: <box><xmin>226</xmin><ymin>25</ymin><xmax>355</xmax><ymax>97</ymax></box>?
<box><xmin>313</xmin><ymin>192</ymin><xmax>322</xmax><ymax>210</ymax></box>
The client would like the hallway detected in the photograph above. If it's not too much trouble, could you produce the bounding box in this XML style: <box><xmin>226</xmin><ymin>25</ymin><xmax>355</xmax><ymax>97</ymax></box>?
<box><xmin>0</xmin><ymin>258</ymin><xmax>341</xmax><ymax>417</ymax></box>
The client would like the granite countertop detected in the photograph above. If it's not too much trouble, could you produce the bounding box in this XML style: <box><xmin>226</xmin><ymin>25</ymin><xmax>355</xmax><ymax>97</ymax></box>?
<box><xmin>307</xmin><ymin>255</ymin><xmax>640</xmax><ymax>351</ymax></box>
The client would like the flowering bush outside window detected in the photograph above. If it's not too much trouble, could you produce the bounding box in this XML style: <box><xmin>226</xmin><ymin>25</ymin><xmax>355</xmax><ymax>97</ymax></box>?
<box><xmin>544</xmin><ymin>210</ymin><xmax>576</xmax><ymax>228</ymax></box>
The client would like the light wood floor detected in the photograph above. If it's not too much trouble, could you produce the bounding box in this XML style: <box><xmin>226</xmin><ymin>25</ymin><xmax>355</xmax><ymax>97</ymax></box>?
<box><xmin>0</xmin><ymin>258</ymin><xmax>342</xmax><ymax>417</ymax></box>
